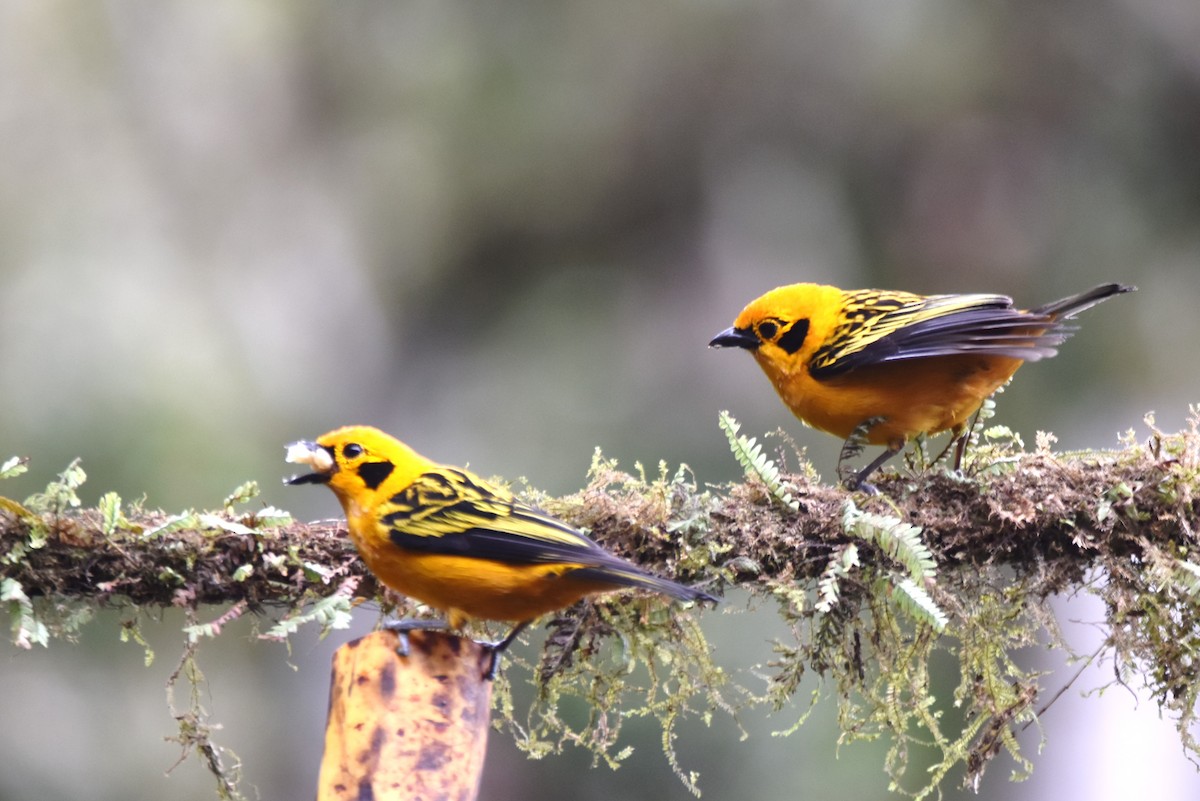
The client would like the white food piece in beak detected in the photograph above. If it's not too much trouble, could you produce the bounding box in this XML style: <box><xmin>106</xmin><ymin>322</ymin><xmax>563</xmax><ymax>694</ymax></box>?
<box><xmin>285</xmin><ymin>441</ymin><xmax>334</xmax><ymax>472</ymax></box>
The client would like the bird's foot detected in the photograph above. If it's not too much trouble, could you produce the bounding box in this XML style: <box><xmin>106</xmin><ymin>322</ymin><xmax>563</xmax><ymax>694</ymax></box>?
<box><xmin>478</xmin><ymin>621</ymin><xmax>532</xmax><ymax>681</ymax></box>
<box><xmin>383</xmin><ymin>618</ymin><xmax>449</xmax><ymax>656</ymax></box>
<box><xmin>837</xmin><ymin>417</ymin><xmax>893</xmax><ymax>491</ymax></box>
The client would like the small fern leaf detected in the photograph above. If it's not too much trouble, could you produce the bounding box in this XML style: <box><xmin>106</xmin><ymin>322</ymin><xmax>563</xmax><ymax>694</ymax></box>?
<box><xmin>816</xmin><ymin>543</ymin><xmax>860</xmax><ymax>613</ymax></box>
<box><xmin>842</xmin><ymin>501</ymin><xmax>936</xmax><ymax>582</ymax></box>
<box><xmin>892</xmin><ymin>576</ymin><xmax>948</xmax><ymax>632</ymax></box>
<box><xmin>720</xmin><ymin>411</ymin><xmax>799</xmax><ymax>511</ymax></box>
<box><xmin>1173</xmin><ymin>560</ymin><xmax>1200</xmax><ymax>596</ymax></box>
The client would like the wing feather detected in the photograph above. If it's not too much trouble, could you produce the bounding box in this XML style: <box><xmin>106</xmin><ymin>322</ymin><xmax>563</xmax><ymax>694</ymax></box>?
<box><xmin>376</xmin><ymin>468</ymin><xmax>712</xmax><ymax>602</ymax></box>
<box><xmin>809</xmin><ymin>291</ymin><xmax>1069</xmax><ymax>379</ymax></box>
<box><xmin>379</xmin><ymin>468</ymin><xmax>601</xmax><ymax>563</ymax></box>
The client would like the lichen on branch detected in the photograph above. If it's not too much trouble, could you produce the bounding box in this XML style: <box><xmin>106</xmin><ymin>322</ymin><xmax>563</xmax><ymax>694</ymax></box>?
<box><xmin>1</xmin><ymin>408</ymin><xmax>1199</xmax><ymax>798</ymax></box>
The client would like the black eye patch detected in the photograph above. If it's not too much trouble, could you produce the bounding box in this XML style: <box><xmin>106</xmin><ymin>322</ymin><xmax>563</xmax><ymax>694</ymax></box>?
<box><xmin>357</xmin><ymin>461</ymin><xmax>395</xmax><ymax>491</ymax></box>
<box><xmin>776</xmin><ymin>319</ymin><xmax>810</xmax><ymax>354</ymax></box>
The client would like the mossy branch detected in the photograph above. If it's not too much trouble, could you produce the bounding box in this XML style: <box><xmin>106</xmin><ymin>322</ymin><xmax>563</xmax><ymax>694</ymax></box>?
<box><xmin>2</xmin><ymin>410</ymin><xmax>1200</xmax><ymax>798</ymax></box>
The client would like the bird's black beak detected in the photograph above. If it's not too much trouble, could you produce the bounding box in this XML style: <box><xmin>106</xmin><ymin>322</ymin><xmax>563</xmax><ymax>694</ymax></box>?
<box><xmin>286</xmin><ymin>471</ymin><xmax>329</xmax><ymax>486</ymax></box>
<box><xmin>284</xmin><ymin>440</ymin><xmax>335</xmax><ymax>485</ymax></box>
<box><xmin>708</xmin><ymin>326</ymin><xmax>759</xmax><ymax>350</ymax></box>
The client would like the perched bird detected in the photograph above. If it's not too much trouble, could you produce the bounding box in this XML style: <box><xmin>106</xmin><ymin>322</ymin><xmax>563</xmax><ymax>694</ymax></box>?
<box><xmin>710</xmin><ymin>282</ymin><xmax>1135</xmax><ymax>490</ymax></box>
<box><xmin>286</xmin><ymin>425</ymin><xmax>713</xmax><ymax>676</ymax></box>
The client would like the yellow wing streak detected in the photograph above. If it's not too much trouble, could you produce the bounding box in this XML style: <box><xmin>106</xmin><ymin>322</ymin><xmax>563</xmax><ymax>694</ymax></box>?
<box><xmin>810</xmin><ymin>290</ymin><xmax>1017</xmax><ymax>374</ymax></box>
<box><xmin>378</xmin><ymin>468</ymin><xmax>607</xmax><ymax>562</ymax></box>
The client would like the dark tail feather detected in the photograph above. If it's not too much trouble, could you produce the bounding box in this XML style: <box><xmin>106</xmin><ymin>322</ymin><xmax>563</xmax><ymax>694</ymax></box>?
<box><xmin>572</xmin><ymin>565</ymin><xmax>717</xmax><ymax>605</ymax></box>
<box><xmin>1034</xmin><ymin>283</ymin><xmax>1136</xmax><ymax>319</ymax></box>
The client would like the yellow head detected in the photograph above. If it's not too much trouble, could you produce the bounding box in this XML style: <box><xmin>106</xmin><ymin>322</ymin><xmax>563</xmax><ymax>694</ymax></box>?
<box><xmin>709</xmin><ymin>283</ymin><xmax>845</xmax><ymax>376</ymax></box>
<box><xmin>285</xmin><ymin>425</ymin><xmax>433</xmax><ymax>511</ymax></box>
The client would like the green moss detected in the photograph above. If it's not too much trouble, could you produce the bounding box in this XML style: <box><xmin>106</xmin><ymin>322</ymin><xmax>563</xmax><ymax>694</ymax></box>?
<box><xmin>2</xmin><ymin>407</ymin><xmax>1200</xmax><ymax>797</ymax></box>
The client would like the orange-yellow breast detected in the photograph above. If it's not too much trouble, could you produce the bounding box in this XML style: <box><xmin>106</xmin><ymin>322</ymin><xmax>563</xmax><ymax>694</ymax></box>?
<box><xmin>754</xmin><ymin>350</ymin><xmax>1025</xmax><ymax>445</ymax></box>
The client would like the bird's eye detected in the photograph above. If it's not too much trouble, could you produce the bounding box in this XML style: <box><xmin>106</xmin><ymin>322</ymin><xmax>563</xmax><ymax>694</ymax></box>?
<box><xmin>342</xmin><ymin>443</ymin><xmax>364</xmax><ymax>459</ymax></box>
<box><xmin>757</xmin><ymin>320</ymin><xmax>779</xmax><ymax>340</ymax></box>
<box><xmin>777</xmin><ymin>318</ymin><xmax>810</xmax><ymax>354</ymax></box>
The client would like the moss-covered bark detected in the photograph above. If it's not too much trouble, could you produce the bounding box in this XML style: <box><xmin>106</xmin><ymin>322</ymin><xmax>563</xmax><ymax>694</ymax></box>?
<box><xmin>2</xmin><ymin>412</ymin><xmax>1198</xmax><ymax>798</ymax></box>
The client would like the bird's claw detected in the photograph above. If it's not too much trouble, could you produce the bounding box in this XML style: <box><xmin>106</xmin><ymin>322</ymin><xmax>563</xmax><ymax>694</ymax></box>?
<box><xmin>384</xmin><ymin>618</ymin><xmax>449</xmax><ymax>657</ymax></box>
<box><xmin>383</xmin><ymin>619</ymin><xmax>531</xmax><ymax>681</ymax></box>
<box><xmin>478</xmin><ymin>621</ymin><xmax>532</xmax><ymax>681</ymax></box>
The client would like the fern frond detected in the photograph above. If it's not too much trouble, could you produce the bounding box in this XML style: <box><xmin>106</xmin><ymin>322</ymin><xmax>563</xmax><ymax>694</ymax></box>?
<box><xmin>98</xmin><ymin>492</ymin><xmax>122</xmax><ymax>536</ymax></box>
<box><xmin>1</xmin><ymin>577</ymin><xmax>48</xmax><ymax>648</ymax></box>
<box><xmin>719</xmin><ymin>411</ymin><xmax>799</xmax><ymax>512</ymax></box>
<box><xmin>1171</xmin><ymin>559</ymin><xmax>1200</xmax><ymax>596</ymax></box>
<box><xmin>892</xmin><ymin>576</ymin><xmax>948</xmax><ymax>632</ymax></box>
<box><xmin>842</xmin><ymin>500</ymin><xmax>937</xmax><ymax>582</ymax></box>
<box><xmin>261</xmin><ymin>590</ymin><xmax>355</xmax><ymax>641</ymax></box>
<box><xmin>842</xmin><ymin>500</ymin><xmax>946</xmax><ymax>630</ymax></box>
<box><xmin>816</xmin><ymin>544</ymin><xmax>860</xmax><ymax>613</ymax></box>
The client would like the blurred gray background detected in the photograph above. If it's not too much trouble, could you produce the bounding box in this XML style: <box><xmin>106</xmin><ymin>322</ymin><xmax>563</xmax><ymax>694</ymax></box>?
<box><xmin>1</xmin><ymin>1</ymin><xmax>1197</xmax><ymax>799</ymax></box>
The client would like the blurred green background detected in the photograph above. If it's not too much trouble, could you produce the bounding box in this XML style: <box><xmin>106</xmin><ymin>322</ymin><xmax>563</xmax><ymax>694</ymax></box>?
<box><xmin>1</xmin><ymin>1</ymin><xmax>1198</xmax><ymax>799</ymax></box>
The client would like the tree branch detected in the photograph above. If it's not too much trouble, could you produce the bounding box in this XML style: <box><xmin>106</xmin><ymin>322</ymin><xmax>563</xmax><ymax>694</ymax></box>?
<box><xmin>2</xmin><ymin>413</ymin><xmax>1198</xmax><ymax>798</ymax></box>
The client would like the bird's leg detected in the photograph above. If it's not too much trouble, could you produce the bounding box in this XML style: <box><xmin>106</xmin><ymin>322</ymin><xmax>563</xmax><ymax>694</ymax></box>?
<box><xmin>927</xmin><ymin>411</ymin><xmax>981</xmax><ymax>478</ymax></box>
<box><xmin>848</xmin><ymin>444</ymin><xmax>903</xmax><ymax>494</ymax></box>
<box><xmin>941</xmin><ymin>405</ymin><xmax>986</xmax><ymax>475</ymax></box>
<box><xmin>480</xmin><ymin>620</ymin><xmax>532</xmax><ymax>681</ymax></box>
<box><xmin>952</xmin><ymin>425</ymin><xmax>971</xmax><ymax>472</ymax></box>
<box><xmin>837</xmin><ymin>416</ymin><xmax>894</xmax><ymax>493</ymax></box>
<box><xmin>384</xmin><ymin>618</ymin><xmax>449</xmax><ymax>656</ymax></box>
<box><xmin>837</xmin><ymin>416</ymin><xmax>881</xmax><ymax>478</ymax></box>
